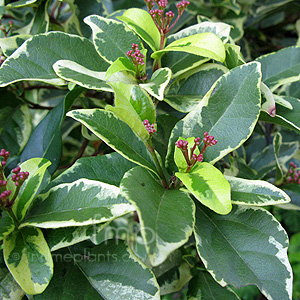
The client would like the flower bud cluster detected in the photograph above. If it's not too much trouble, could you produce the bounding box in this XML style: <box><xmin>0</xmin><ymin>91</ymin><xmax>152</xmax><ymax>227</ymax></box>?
<box><xmin>0</xmin><ymin>19</ymin><xmax>13</xmax><ymax>37</ymax></box>
<box><xmin>143</xmin><ymin>119</ymin><xmax>156</xmax><ymax>135</ymax></box>
<box><xmin>145</xmin><ymin>0</ymin><xmax>189</xmax><ymax>35</ymax></box>
<box><xmin>175</xmin><ymin>133</ymin><xmax>218</xmax><ymax>172</ymax></box>
<box><xmin>285</xmin><ymin>162</ymin><xmax>300</xmax><ymax>184</ymax></box>
<box><xmin>11</xmin><ymin>166</ymin><xmax>29</xmax><ymax>186</ymax></box>
<box><xmin>0</xmin><ymin>149</ymin><xmax>9</xmax><ymax>167</ymax></box>
<box><xmin>127</xmin><ymin>43</ymin><xmax>145</xmax><ymax>66</ymax></box>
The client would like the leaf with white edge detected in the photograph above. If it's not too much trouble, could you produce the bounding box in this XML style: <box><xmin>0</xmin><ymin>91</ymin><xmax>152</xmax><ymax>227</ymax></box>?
<box><xmin>162</xmin><ymin>21</ymin><xmax>230</xmax><ymax>77</ymax></box>
<box><xmin>281</xmin><ymin>184</ymin><xmax>300</xmax><ymax>210</ymax></box>
<box><xmin>140</xmin><ymin>67</ymin><xmax>172</xmax><ymax>101</ymax></box>
<box><xmin>249</xmin><ymin>141</ymin><xmax>299</xmax><ymax>179</ymax></box>
<box><xmin>21</xmin><ymin>179</ymin><xmax>135</xmax><ymax>228</ymax></box>
<box><xmin>53</xmin><ymin>60</ymin><xmax>112</xmax><ymax>91</ymax></box>
<box><xmin>0</xmin><ymin>212</ymin><xmax>14</xmax><ymax>241</ymax></box>
<box><xmin>255</xmin><ymin>0</ymin><xmax>295</xmax><ymax>15</ymax></box>
<box><xmin>117</xmin><ymin>8</ymin><xmax>160</xmax><ymax>51</ymax></box>
<box><xmin>166</xmin><ymin>62</ymin><xmax>261</xmax><ymax>172</ymax></box>
<box><xmin>105</xmin><ymin>57</ymin><xmax>136</xmax><ymax>79</ymax></box>
<box><xmin>255</xmin><ymin>46</ymin><xmax>300</xmax><ymax>91</ymax></box>
<box><xmin>6</xmin><ymin>0</ymin><xmax>37</xmax><ymax>8</ymax></box>
<box><xmin>67</xmin><ymin>109</ymin><xmax>158</xmax><ymax>174</ymax></box>
<box><xmin>274</xmin><ymin>94</ymin><xmax>293</xmax><ymax>109</ymax></box>
<box><xmin>3</xmin><ymin>227</ymin><xmax>53</xmax><ymax>295</ymax></box>
<box><xmin>45</xmin><ymin>223</ymin><xmax>109</xmax><ymax>251</ymax></box>
<box><xmin>120</xmin><ymin>166</ymin><xmax>195</xmax><ymax>266</ymax></box>
<box><xmin>11</xmin><ymin>158</ymin><xmax>51</xmax><ymax>221</ymax></box>
<box><xmin>260</xmin><ymin>82</ymin><xmax>276</xmax><ymax>117</ymax></box>
<box><xmin>84</xmin><ymin>15</ymin><xmax>142</xmax><ymax>63</ymax></box>
<box><xmin>34</xmin><ymin>248</ymin><xmax>105</xmax><ymax>300</ymax></box>
<box><xmin>176</xmin><ymin>162</ymin><xmax>232</xmax><ymax>215</ymax></box>
<box><xmin>0</xmin><ymin>32</ymin><xmax>109</xmax><ymax>86</ymax></box>
<box><xmin>225</xmin><ymin>43</ymin><xmax>245</xmax><ymax>69</ymax></box>
<box><xmin>151</xmin><ymin>33</ymin><xmax>226</xmax><ymax>62</ymax></box>
<box><xmin>194</xmin><ymin>204</ymin><xmax>293</xmax><ymax>300</ymax></box>
<box><xmin>274</xmin><ymin>132</ymin><xmax>284</xmax><ymax>183</ymax></box>
<box><xmin>70</xmin><ymin>240</ymin><xmax>160</xmax><ymax>299</ymax></box>
<box><xmin>0</xmin><ymin>34</ymin><xmax>31</xmax><ymax>57</ymax></box>
<box><xmin>45</xmin><ymin>152</ymin><xmax>136</xmax><ymax>191</ymax></box>
<box><xmin>187</xmin><ymin>271</ymin><xmax>240</xmax><ymax>300</ymax></box>
<box><xmin>0</xmin><ymin>253</ymin><xmax>25</xmax><ymax>300</ymax></box>
<box><xmin>165</xmin><ymin>63</ymin><xmax>227</xmax><ymax>112</ymax></box>
<box><xmin>225</xmin><ymin>175</ymin><xmax>290</xmax><ymax>206</ymax></box>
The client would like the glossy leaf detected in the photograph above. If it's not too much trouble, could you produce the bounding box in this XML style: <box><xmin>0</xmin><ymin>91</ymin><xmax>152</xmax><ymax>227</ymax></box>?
<box><xmin>167</xmin><ymin>62</ymin><xmax>261</xmax><ymax>171</ymax></box>
<box><xmin>6</xmin><ymin>0</ymin><xmax>37</xmax><ymax>8</ymax></box>
<box><xmin>46</xmin><ymin>152</ymin><xmax>136</xmax><ymax>191</ymax></box>
<box><xmin>0</xmin><ymin>212</ymin><xmax>15</xmax><ymax>241</ymax></box>
<box><xmin>140</xmin><ymin>67</ymin><xmax>171</xmax><ymax>101</ymax></box>
<box><xmin>176</xmin><ymin>162</ymin><xmax>232</xmax><ymax>215</ymax></box>
<box><xmin>11</xmin><ymin>157</ymin><xmax>51</xmax><ymax>221</ymax></box>
<box><xmin>70</xmin><ymin>240</ymin><xmax>160</xmax><ymax>299</ymax></box>
<box><xmin>3</xmin><ymin>227</ymin><xmax>53</xmax><ymax>295</ymax></box>
<box><xmin>0</xmin><ymin>252</ymin><xmax>25</xmax><ymax>300</ymax></box>
<box><xmin>53</xmin><ymin>60</ymin><xmax>112</xmax><ymax>91</ymax></box>
<box><xmin>21</xmin><ymin>179</ymin><xmax>134</xmax><ymax>228</ymax></box>
<box><xmin>84</xmin><ymin>15</ymin><xmax>141</xmax><ymax>63</ymax></box>
<box><xmin>45</xmin><ymin>223</ymin><xmax>108</xmax><ymax>251</ymax></box>
<box><xmin>67</xmin><ymin>109</ymin><xmax>158</xmax><ymax>174</ymax></box>
<box><xmin>151</xmin><ymin>32</ymin><xmax>226</xmax><ymax>62</ymax></box>
<box><xmin>194</xmin><ymin>204</ymin><xmax>293</xmax><ymax>300</ymax></box>
<box><xmin>117</xmin><ymin>8</ymin><xmax>160</xmax><ymax>51</ymax></box>
<box><xmin>34</xmin><ymin>248</ymin><xmax>104</xmax><ymax>300</ymax></box>
<box><xmin>20</xmin><ymin>87</ymin><xmax>85</xmax><ymax>174</ymax></box>
<box><xmin>225</xmin><ymin>175</ymin><xmax>290</xmax><ymax>205</ymax></box>
<box><xmin>165</xmin><ymin>63</ymin><xmax>227</xmax><ymax>112</ymax></box>
<box><xmin>0</xmin><ymin>34</ymin><xmax>31</xmax><ymax>57</ymax></box>
<box><xmin>256</xmin><ymin>46</ymin><xmax>300</xmax><ymax>91</ymax></box>
<box><xmin>120</xmin><ymin>166</ymin><xmax>195</xmax><ymax>266</ymax></box>
<box><xmin>0</xmin><ymin>32</ymin><xmax>109</xmax><ymax>86</ymax></box>
<box><xmin>105</xmin><ymin>57</ymin><xmax>136</xmax><ymax>79</ymax></box>
<box><xmin>187</xmin><ymin>271</ymin><xmax>240</xmax><ymax>300</ymax></box>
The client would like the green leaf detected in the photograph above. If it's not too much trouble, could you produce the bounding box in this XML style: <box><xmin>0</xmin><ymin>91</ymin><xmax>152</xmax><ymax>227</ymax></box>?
<box><xmin>0</xmin><ymin>34</ymin><xmax>31</xmax><ymax>57</ymax></box>
<box><xmin>11</xmin><ymin>158</ymin><xmax>51</xmax><ymax>221</ymax></box>
<box><xmin>249</xmin><ymin>141</ymin><xmax>299</xmax><ymax>179</ymax></box>
<box><xmin>187</xmin><ymin>272</ymin><xmax>240</xmax><ymax>300</ymax></box>
<box><xmin>21</xmin><ymin>179</ymin><xmax>134</xmax><ymax>228</ymax></box>
<box><xmin>194</xmin><ymin>204</ymin><xmax>293</xmax><ymax>300</ymax></box>
<box><xmin>29</xmin><ymin>0</ymin><xmax>49</xmax><ymax>35</ymax></box>
<box><xmin>0</xmin><ymin>32</ymin><xmax>109</xmax><ymax>87</ymax></box>
<box><xmin>255</xmin><ymin>46</ymin><xmax>300</xmax><ymax>91</ymax></box>
<box><xmin>45</xmin><ymin>223</ymin><xmax>108</xmax><ymax>251</ymax></box>
<box><xmin>105</xmin><ymin>57</ymin><xmax>136</xmax><ymax>79</ymax></box>
<box><xmin>67</xmin><ymin>109</ymin><xmax>158</xmax><ymax>174</ymax></box>
<box><xmin>0</xmin><ymin>103</ymin><xmax>31</xmax><ymax>157</ymax></box>
<box><xmin>3</xmin><ymin>227</ymin><xmax>53</xmax><ymax>295</ymax></box>
<box><xmin>176</xmin><ymin>162</ymin><xmax>232</xmax><ymax>215</ymax></box>
<box><xmin>70</xmin><ymin>239</ymin><xmax>160</xmax><ymax>299</ymax></box>
<box><xmin>6</xmin><ymin>0</ymin><xmax>38</xmax><ymax>8</ymax></box>
<box><xmin>255</xmin><ymin>0</ymin><xmax>295</xmax><ymax>15</ymax></box>
<box><xmin>84</xmin><ymin>15</ymin><xmax>141</xmax><ymax>63</ymax></box>
<box><xmin>34</xmin><ymin>248</ymin><xmax>104</xmax><ymax>300</ymax></box>
<box><xmin>165</xmin><ymin>63</ymin><xmax>227</xmax><ymax>112</ymax></box>
<box><xmin>0</xmin><ymin>212</ymin><xmax>15</xmax><ymax>241</ymax></box>
<box><xmin>151</xmin><ymin>32</ymin><xmax>226</xmax><ymax>62</ymax></box>
<box><xmin>120</xmin><ymin>166</ymin><xmax>195</xmax><ymax>266</ymax></box>
<box><xmin>45</xmin><ymin>152</ymin><xmax>136</xmax><ymax>191</ymax></box>
<box><xmin>162</xmin><ymin>21</ymin><xmax>231</xmax><ymax>77</ymax></box>
<box><xmin>274</xmin><ymin>132</ymin><xmax>284</xmax><ymax>183</ymax></box>
<box><xmin>140</xmin><ymin>67</ymin><xmax>172</xmax><ymax>101</ymax></box>
<box><xmin>20</xmin><ymin>87</ymin><xmax>85</xmax><ymax>174</ymax></box>
<box><xmin>117</xmin><ymin>8</ymin><xmax>160</xmax><ymax>51</ymax></box>
<box><xmin>0</xmin><ymin>252</ymin><xmax>25</xmax><ymax>300</ymax></box>
<box><xmin>167</xmin><ymin>62</ymin><xmax>261</xmax><ymax>171</ymax></box>
<box><xmin>53</xmin><ymin>60</ymin><xmax>112</xmax><ymax>91</ymax></box>
<box><xmin>225</xmin><ymin>175</ymin><xmax>290</xmax><ymax>206</ymax></box>
<box><xmin>225</xmin><ymin>44</ymin><xmax>245</xmax><ymax>69</ymax></box>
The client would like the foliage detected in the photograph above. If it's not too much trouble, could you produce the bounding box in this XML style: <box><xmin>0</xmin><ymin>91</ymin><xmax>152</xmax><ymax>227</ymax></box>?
<box><xmin>0</xmin><ymin>0</ymin><xmax>300</xmax><ymax>299</ymax></box>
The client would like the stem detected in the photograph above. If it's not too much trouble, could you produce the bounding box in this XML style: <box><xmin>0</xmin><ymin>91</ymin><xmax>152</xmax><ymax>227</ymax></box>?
<box><xmin>5</xmin><ymin>207</ymin><xmax>20</xmax><ymax>227</ymax></box>
<box><xmin>146</xmin><ymin>139</ymin><xmax>168</xmax><ymax>188</ymax></box>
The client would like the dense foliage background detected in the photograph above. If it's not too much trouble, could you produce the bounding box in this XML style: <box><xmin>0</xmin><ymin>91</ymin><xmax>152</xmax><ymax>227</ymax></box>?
<box><xmin>0</xmin><ymin>0</ymin><xmax>300</xmax><ymax>299</ymax></box>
